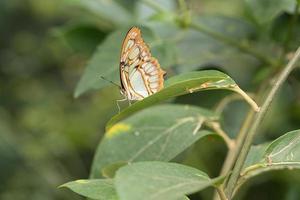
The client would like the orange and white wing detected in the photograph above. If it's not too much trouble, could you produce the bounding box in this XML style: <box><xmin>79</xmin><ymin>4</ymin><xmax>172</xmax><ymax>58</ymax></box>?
<box><xmin>119</xmin><ymin>27</ymin><xmax>166</xmax><ymax>100</ymax></box>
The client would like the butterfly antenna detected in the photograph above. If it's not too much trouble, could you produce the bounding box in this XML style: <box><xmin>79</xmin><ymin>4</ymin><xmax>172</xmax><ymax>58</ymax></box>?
<box><xmin>100</xmin><ymin>75</ymin><xmax>121</xmax><ymax>88</ymax></box>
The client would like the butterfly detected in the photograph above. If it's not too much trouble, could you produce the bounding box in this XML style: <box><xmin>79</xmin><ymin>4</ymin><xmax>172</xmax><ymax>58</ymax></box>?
<box><xmin>119</xmin><ymin>27</ymin><xmax>166</xmax><ymax>102</ymax></box>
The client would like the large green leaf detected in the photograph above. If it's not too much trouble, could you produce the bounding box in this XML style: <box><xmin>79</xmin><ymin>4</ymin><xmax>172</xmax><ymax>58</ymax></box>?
<box><xmin>74</xmin><ymin>26</ymin><xmax>176</xmax><ymax>97</ymax></box>
<box><xmin>60</xmin><ymin>177</ymin><xmax>190</xmax><ymax>200</ymax></box>
<box><xmin>74</xmin><ymin>30</ymin><xmax>122</xmax><ymax>98</ymax></box>
<box><xmin>271</xmin><ymin>14</ymin><xmax>300</xmax><ymax>50</ymax></box>
<box><xmin>90</xmin><ymin>104</ymin><xmax>217</xmax><ymax>178</ymax></box>
<box><xmin>76</xmin><ymin>0</ymin><xmax>134</xmax><ymax>26</ymax></box>
<box><xmin>147</xmin><ymin>16</ymin><xmax>260</xmax><ymax>84</ymax></box>
<box><xmin>177</xmin><ymin>16</ymin><xmax>259</xmax><ymax>83</ymax></box>
<box><xmin>106</xmin><ymin>70</ymin><xmax>258</xmax><ymax>129</ymax></box>
<box><xmin>59</xmin><ymin>24</ymin><xmax>107</xmax><ymax>54</ymax></box>
<box><xmin>115</xmin><ymin>161</ymin><xmax>222</xmax><ymax>200</ymax></box>
<box><xmin>237</xmin><ymin>130</ymin><xmax>300</xmax><ymax>192</ymax></box>
<box><xmin>60</xmin><ymin>179</ymin><xmax>117</xmax><ymax>200</ymax></box>
<box><xmin>244</xmin><ymin>0</ymin><xmax>296</xmax><ymax>24</ymax></box>
<box><xmin>135</xmin><ymin>0</ymin><xmax>176</xmax><ymax>21</ymax></box>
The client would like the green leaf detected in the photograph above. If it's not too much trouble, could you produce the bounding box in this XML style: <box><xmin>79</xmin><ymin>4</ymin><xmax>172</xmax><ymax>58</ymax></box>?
<box><xmin>74</xmin><ymin>16</ymin><xmax>258</xmax><ymax>97</ymax></box>
<box><xmin>147</xmin><ymin>16</ymin><xmax>258</xmax><ymax>80</ymax></box>
<box><xmin>136</xmin><ymin>0</ymin><xmax>176</xmax><ymax>21</ymax></box>
<box><xmin>106</xmin><ymin>70</ymin><xmax>258</xmax><ymax>129</ymax></box>
<box><xmin>74</xmin><ymin>29</ymin><xmax>124</xmax><ymax>98</ymax></box>
<box><xmin>102</xmin><ymin>162</ymin><xmax>128</xmax><ymax>178</ymax></box>
<box><xmin>60</xmin><ymin>179</ymin><xmax>117</xmax><ymax>200</ymax></box>
<box><xmin>76</xmin><ymin>0</ymin><xmax>133</xmax><ymax>26</ymax></box>
<box><xmin>90</xmin><ymin>104</ymin><xmax>217</xmax><ymax>178</ymax></box>
<box><xmin>180</xmin><ymin>196</ymin><xmax>190</xmax><ymax>200</ymax></box>
<box><xmin>271</xmin><ymin>14</ymin><xmax>300</xmax><ymax>50</ymax></box>
<box><xmin>60</xmin><ymin>24</ymin><xmax>107</xmax><ymax>54</ymax></box>
<box><xmin>74</xmin><ymin>26</ymin><xmax>176</xmax><ymax>97</ymax></box>
<box><xmin>244</xmin><ymin>0</ymin><xmax>296</xmax><ymax>24</ymax></box>
<box><xmin>242</xmin><ymin>143</ymin><xmax>270</xmax><ymax>171</ymax></box>
<box><xmin>115</xmin><ymin>161</ymin><xmax>222</xmax><ymax>200</ymax></box>
<box><xmin>238</xmin><ymin>130</ymin><xmax>300</xmax><ymax>191</ymax></box>
<box><xmin>177</xmin><ymin>16</ymin><xmax>259</xmax><ymax>82</ymax></box>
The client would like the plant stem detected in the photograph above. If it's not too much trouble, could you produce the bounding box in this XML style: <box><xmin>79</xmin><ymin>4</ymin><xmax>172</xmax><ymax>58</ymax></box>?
<box><xmin>212</xmin><ymin>111</ymin><xmax>254</xmax><ymax>200</ymax></box>
<box><xmin>224</xmin><ymin>110</ymin><xmax>255</xmax><ymax>176</ymax></box>
<box><xmin>214</xmin><ymin>94</ymin><xmax>244</xmax><ymax>114</ymax></box>
<box><xmin>230</xmin><ymin>86</ymin><xmax>260</xmax><ymax>112</ymax></box>
<box><xmin>189</xmin><ymin>22</ymin><xmax>276</xmax><ymax>67</ymax></box>
<box><xmin>216</xmin><ymin>71</ymin><xmax>271</xmax><ymax>200</ymax></box>
<box><xmin>225</xmin><ymin>46</ymin><xmax>300</xmax><ymax>198</ymax></box>
<box><xmin>141</xmin><ymin>0</ymin><xmax>165</xmax><ymax>12</ymax></box>
<box><xmin>178</xmin><ymin>0</ymin><xmax>188</xmax><ymax>13</ymax></box>
<box><xmin>283</xmin><ymin>1</ymin><xmax>299</xmax><ymax>55</ymax></box>
<box><xmin>141</xmin><ymin>0</ymin><xmax>275</xmax><ymax>67</ymax></box>
<box><xmin>217</xmin><ymin>187</ymin><xmax>228</xmax><ymax>200</ymax></box>
<box><xmin>206</xmin><ymin>121</ymin><xmax>235</xmax><ymax>150</ymax></box>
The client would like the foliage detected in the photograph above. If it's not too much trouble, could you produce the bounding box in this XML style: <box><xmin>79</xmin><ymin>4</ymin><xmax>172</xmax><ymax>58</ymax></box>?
<box><xmin>1</xmin><ymin>0</ymin><xmax>300</xmax><ymax>200</ymax></box>
<box><xmin>60</xmin><ymin>0</ymin><xmax>300</xmax><ymax>199</ymax></box>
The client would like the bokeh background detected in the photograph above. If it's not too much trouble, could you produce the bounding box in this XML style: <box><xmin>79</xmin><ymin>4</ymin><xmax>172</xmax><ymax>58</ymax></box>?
<box><xmin>1</xmin><ymin>0</ymin><xmax>300</xmax><ymax>199</ymax></box>
<box><xmin>0</xmin><ymin>0</ymin><xmax>117</xmax><ymax>199</ymax></box>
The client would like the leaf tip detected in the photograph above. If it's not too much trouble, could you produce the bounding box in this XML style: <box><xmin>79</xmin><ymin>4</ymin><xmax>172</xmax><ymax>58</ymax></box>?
<box><xmin>74</xmin><ymin>87</ymin><xmax>83</xmax><ymax>98</ymax></box>
<box><xmin>58</xmin><ymin>183</ymin><xmax>67</xmax><ymax>189</ymax></box>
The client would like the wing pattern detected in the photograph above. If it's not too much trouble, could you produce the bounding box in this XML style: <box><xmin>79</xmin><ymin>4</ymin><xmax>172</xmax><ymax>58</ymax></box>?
<box><xmin>119</xmin><ymin>27</ymin><xmax>166</xmax><ymax>100</ymax></box>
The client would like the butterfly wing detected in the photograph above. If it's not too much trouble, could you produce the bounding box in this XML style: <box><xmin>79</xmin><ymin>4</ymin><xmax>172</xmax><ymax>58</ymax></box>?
<box><xmin>119</xmin><ymin>27</ymin><xmax>166</xmax><ymax>100</ymax></box>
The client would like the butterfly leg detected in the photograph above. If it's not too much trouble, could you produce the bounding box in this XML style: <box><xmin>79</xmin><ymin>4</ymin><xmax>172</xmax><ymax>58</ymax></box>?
<box><xmin>116</xmin><ymin>98</ymin><xmax>128</xmax><ymax>113</ymax></box>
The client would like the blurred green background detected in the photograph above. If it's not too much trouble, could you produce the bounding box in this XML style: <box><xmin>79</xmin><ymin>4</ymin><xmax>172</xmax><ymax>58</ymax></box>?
<box><xmin>0</xmin><ymin>0</ymin><xmax>117</xmax><ymax>199</ymax></box>
<box><xmin>1</xmin><ymin>0</ymin><xmax>300</xmax><ymax>199</ymax></box>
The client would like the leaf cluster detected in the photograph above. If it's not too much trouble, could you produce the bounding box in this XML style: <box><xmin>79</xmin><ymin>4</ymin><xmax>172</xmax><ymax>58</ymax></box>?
<box><xmin>59</xmin><ymin>0</ymin><xmax>300</xmax><ymax>200</ymax></box>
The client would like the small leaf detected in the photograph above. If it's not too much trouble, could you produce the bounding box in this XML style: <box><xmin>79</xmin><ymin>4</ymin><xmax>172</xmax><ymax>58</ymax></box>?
<box><xmin>115</xmin><ymin>161</ymin><xmax>223</xmax><ymax>200</ymax></box>
<box><xmin>238</xmin><ymin>130</ymin><xmax>300</xmax><ymax>192</ymax></box>
<box><xmin>106</xmin><ymin>70</ymin><xmax>258</xmax><ymax>129</ymax></box>
<box><xmin>60</xmin><ymin>179</ymin><xmax>117</xmax><ymax>200</ymax></box>
<box><xmin>90</xmin><ymin>104</ymin><xmax>217</xmax><ymax>178</ymax></box>
<box><xmin>244</xmin><ymin>0</ymin><xmax>296</xmax><ymax>24</ymax></box>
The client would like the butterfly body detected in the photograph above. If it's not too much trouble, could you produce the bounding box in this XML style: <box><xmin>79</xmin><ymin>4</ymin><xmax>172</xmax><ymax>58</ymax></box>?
<box><xmin>119</xmin><ymin>27</ymin><xmax>166</xmax><ymax>101</ymax></box>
